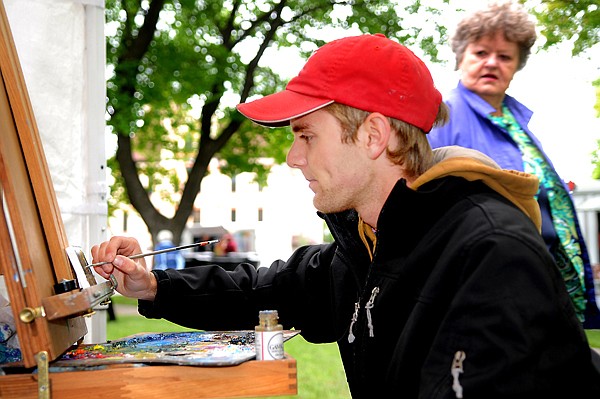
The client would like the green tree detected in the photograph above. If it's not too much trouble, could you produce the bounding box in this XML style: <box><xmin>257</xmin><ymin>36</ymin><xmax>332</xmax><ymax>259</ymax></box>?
<box><xmin>528</xmin><ymin>0</ymin><xmax>599</xmax><ymax>56</ymax></box>
<box><xmin>106</xmin><ymin>0</ymin><xmax>457</xmax><ymax>244</ymax></box>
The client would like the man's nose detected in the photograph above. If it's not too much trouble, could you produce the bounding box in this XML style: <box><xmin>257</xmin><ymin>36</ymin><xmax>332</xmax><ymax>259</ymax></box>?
<box><xmin>286</xmin><ymin>141</ymin><xmax>305</xmax><ymax>169</ymax></box>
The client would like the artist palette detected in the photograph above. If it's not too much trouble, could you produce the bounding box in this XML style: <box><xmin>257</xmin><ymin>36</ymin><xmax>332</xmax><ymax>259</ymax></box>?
<box><xmin>53</xmin><ymin>330</ymin><xmax>299</xmax><ymax>367</ymax></box>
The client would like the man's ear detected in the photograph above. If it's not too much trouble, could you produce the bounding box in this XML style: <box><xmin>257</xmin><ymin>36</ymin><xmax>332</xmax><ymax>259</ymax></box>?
<box><xmin>361</xmin><ymin>112</ymin><xmax>391</xmax><ymax>160</ymax></box>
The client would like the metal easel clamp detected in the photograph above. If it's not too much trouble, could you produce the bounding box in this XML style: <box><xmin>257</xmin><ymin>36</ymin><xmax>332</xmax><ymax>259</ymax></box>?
<box><xmin>19</xmin><ymin>306</ymin><xmax>46</xmax><ymax>324</ymax></box>
<box><xmin>35</xmin><ymin>350</ymin><xmax>50</xmax><ymax>399</ymax></box>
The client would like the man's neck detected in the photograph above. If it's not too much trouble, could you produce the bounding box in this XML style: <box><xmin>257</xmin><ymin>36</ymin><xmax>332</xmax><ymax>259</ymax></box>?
<box><xmin>358</xmin><ymin>173</ymin><xmax>413</xmax><ymax>229</ymax></box>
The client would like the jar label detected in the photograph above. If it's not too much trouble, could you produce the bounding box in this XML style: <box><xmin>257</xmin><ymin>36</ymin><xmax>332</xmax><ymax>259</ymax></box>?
<box><xmin>256</xmin><ymin>331</ymin><xmax>284</xmax><ymax>360</ymax></box>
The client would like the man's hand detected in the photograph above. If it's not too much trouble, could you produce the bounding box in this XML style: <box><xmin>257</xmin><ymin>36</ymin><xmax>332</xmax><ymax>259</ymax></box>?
<box><xmin>91</xmin><ymin>236</ymin><xmax>158</xmax><ymax>301</ymax></box>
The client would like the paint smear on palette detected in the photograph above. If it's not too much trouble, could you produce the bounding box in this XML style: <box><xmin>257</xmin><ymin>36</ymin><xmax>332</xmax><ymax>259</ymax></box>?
<box><xmin>53</xmin><ymin>330</ymin><xmax>299</xmax><ymax>367</ymax></box>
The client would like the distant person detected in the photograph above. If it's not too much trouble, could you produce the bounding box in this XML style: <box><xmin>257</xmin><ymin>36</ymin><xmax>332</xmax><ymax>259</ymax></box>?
<box><xmin>428</xmin><ymin>0</ymin><xmax>600</xmax><ymax>327</ymax></box>
<box><xmin>92</xmin><ymin>34</ymin><xmax>600</xmax><ymax>397</ymax></box>
<box><xmin>214</xmin><ymin>233</ymin><xmax>238</xmax><ymax>256</ymax></box>
<box><xmin>152</xmin><ymin>230</ymin><xmax>185</xmax><ymax>270</ymax></box>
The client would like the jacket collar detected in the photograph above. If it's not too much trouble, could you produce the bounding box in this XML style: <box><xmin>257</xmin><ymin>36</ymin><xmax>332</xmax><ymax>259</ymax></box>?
<box><xmin>457</xmin><ymin>81</ymin><xmax>533</xmax><ymax>125</ymax></box>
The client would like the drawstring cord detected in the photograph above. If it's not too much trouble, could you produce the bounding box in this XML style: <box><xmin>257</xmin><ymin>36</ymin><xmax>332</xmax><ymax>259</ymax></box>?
<box><xmin>348</xmin><ymin>286</ymin><xmax>380</xmax><ymax>343</ymax></box>
<box><xmin>348</xmin><ymin>302</ymin><xmax>360</xmax><ymax>343</ymax></box>
<box><xmin>365</xmin><ymin>287</ymin><xmax>380</xmax><ymax>337</ymax></box>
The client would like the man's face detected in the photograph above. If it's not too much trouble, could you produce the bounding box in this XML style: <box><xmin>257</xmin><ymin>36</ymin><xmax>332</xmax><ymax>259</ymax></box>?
<box><xmin>458</xmin><ymin>32</ymin><xmax>520</xmax><ymax>107</ymax></box>
<box><xmin>287</xmin><ymin>109</ymin><xmax>368</xmax><ymax>214</ymax></box>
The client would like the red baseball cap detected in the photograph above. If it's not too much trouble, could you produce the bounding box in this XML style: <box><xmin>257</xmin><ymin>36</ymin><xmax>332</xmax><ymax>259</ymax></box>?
<box><xmin>236</xmin><ymin>33</ymin><xmax>442</xmax><ymax>132</ymax></box>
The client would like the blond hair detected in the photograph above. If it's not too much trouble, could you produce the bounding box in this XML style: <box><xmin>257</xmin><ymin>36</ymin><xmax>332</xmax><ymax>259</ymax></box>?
<box><xmin>324</xmin><ymin>102</ymin><xmax>449</xmax><ymax>179</ymax></box>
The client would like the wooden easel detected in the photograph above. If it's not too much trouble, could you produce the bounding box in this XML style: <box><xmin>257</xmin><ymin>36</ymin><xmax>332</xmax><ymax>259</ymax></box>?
<box><xmin>0</xmin><ymin>0</ymin><xmax>89</xmax><ymax>368</ymax></box>
<box><xmin>0</xmin><ymin>1</ymin><xmax>296</xmax><ymax>397</ymax></box>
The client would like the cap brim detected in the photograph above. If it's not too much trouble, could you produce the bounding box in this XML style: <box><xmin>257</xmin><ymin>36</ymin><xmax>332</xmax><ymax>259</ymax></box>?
<box><xmin>236</xmin><ymin>90</ymin><xmax>334</xmax><ymax>127</ymax></box>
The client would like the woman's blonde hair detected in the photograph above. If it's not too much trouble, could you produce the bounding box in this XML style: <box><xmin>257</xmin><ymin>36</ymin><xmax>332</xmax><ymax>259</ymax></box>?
<box><xmin>324</xmin><ymin>102</ymin><xmax>449</xmax><ymax>179</ymax></box>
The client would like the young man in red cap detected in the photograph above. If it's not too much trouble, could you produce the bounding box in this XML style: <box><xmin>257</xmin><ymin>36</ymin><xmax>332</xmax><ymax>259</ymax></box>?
<box><xmin>92</xmin><ymin>34</ymin><xmax>600</xmax><ymax>397</ymax></box>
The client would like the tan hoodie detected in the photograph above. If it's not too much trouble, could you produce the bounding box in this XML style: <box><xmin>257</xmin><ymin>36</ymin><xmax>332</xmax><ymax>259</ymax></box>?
<box><xmin>411</xmin><ymin>146</ymin><xmax>542</xmax><ymax>233</ymax></box>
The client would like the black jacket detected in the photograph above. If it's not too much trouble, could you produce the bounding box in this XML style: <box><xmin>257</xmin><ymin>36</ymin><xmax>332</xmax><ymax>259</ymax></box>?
<box><xmin>140</xmin><ymin>175</ymin><xmax>600</xmax><ymax>398</ymax></box>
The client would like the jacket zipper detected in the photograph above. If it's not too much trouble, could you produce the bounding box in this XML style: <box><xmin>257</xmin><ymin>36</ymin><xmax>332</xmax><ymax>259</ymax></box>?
<box><xmin>347</xmin><ymin>286</ymin><xmax>380</xmax><ymax>343</ymax></box>
<box><xmin>451</xmin><ymin>350</ymin><xmax>466</xmax><ymax>398</ymax></box>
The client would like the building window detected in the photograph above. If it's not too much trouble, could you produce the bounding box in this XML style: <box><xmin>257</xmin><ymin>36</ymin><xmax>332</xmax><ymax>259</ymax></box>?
<box><xmin>258</xmin><ymin>207</ymin><xmax>263</xmax><ymax>222</ymax></box>
<box><xmin>231</xmin><ymin>208</ymin><xmax>236</xmax><ymax>222</ymax></box>
<box><xmin>193</xmin><ymin>208</ymin><xmax>201</xmax><ymax>224</ymax></box>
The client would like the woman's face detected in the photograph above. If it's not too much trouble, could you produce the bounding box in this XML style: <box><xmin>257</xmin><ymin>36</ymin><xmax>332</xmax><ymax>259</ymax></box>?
<box><xmin>458</xmin><ymin>32</ymin><xmax>520</xmax><ymax>108</ymax></box>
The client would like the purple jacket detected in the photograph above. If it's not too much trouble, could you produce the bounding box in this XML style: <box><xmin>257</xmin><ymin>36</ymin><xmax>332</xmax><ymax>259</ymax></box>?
<box><xmin>428</xmin><ymin>81</ymin><xmax>600</xmax><ymax>328</ymax></box>
<box><xmin>428</xmin><ymin>81</ymin><xmax>543</xmax><ymax>171</ymax></box>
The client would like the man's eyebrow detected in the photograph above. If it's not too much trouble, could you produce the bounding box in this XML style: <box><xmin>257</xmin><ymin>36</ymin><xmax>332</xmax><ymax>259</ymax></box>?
<box><xmin>291</xmin><ymin>121</ymin><xmax>310</xmax><ymax>133</ymax></box>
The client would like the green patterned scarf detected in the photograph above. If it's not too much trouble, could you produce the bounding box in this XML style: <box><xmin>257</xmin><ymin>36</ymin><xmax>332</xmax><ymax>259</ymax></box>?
<box><xmin>489</xmin><ymin>106</ymin><xmax>586</xmax><ymax>321</ymax></box>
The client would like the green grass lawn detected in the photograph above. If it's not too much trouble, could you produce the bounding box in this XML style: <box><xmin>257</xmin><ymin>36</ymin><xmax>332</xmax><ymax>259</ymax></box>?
<box><xmin>107</xmin><ymin>296</ymin><xmax>600</xmax><ymax>399</ymax></box>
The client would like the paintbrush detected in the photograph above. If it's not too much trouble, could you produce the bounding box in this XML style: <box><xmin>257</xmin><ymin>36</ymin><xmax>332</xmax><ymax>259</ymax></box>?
<box><xmin>86</xmin><ymin>239</ymin><xmax>220</xmax><ymax>268</ymax></box>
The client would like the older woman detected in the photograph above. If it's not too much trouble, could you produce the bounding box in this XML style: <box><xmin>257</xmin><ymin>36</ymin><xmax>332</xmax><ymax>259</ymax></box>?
<box><xmin>428</xmin><ymin>1</ymin><xmax>600</xmax><ymax>327</ymax></box>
